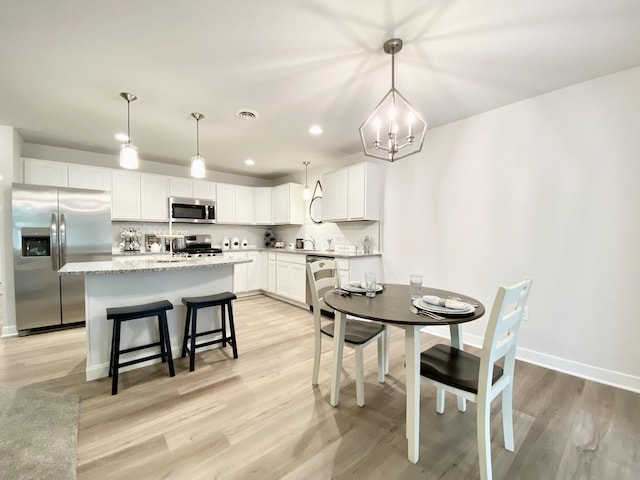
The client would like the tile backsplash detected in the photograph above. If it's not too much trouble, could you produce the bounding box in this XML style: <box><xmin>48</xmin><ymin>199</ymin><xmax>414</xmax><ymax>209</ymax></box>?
<box><xmin>112</xmin><ymin>221</ymin><xmax>381</xmax><ymax>253</ymax></box>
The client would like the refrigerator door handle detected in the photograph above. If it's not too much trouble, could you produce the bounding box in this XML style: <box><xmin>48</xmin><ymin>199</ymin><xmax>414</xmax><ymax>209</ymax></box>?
<box><xmin>51</xmin><ymin>212</ymin><xmax>59</xmax><ymax>270</ymax></box>
<box><xmin>60</xmin><ymin>213</ymin><xmax>67</xmax><ymax>267</ymax></box>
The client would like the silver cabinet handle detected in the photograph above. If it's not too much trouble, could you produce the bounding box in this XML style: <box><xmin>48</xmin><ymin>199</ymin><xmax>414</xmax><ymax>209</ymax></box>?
<box><xmin>51</xmin><ymin>213</ymin><xmax>59</xmax><ymax>270</ymax></box>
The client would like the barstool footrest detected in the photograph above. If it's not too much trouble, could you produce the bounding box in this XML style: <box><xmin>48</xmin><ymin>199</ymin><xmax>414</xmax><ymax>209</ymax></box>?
<box><xmin>117</xmin><ymin>352</ymin><xmax>166</xmax><ymax>369</ymax></box>
<box><xmin>119</xmin><ymin>341</ymin><xmax>162</xmax><ymax>356</ymax></box>
<box><xmin>184</xmin><ymin>336</ymin><xmax>236</xmax><ymax>353</ymax></box>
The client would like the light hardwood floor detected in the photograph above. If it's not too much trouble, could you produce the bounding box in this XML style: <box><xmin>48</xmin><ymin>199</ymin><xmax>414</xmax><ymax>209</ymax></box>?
<box><xmin>0</xmin><ymin>294</ymin><xmax>638</xmax><ymax>479</ymax></box>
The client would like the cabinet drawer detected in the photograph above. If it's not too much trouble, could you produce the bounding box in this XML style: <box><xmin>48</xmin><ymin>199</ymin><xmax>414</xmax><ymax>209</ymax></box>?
<box><xmin>277</xmin><ymin>252</ymin><xmax>306</xmax><ymax>264</ymax></box>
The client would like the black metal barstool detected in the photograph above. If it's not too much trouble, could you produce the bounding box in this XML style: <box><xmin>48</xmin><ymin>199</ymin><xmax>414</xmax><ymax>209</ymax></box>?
<box><xmin>106</xmin><ymin>300</ymin><xmax>175</xmax><ymax>395</ymax></box>
<box><xmin>181</xmin><ymin>292</ymin><xmax>238</xmax><ymax>372</ymax></box>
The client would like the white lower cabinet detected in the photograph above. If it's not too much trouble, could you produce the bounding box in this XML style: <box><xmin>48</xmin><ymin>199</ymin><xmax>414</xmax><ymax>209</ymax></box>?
<box><xmin>275</xmin><ymin>253</ymin><xmax>306</xmax><ymax>303</ymax></box>
<box><xmin>267</xmin><ymin>253</ymin><xmax>277</xmax><ymax>293</ymax></box>
<box><xmin>247</xmin><ymin>251</ymin><xmax>261</xmax><ymax>291</ymax></box>
<box><xmin>226</xmin><ymin>251</ymin><xmax>260</xmax><ymax>294</ymax></box>
<box><xmin>259</xmin><ymin>252</ymin><xmax>269</xmax><ymax>290</ymax></box>
<box><xmin>336</xmin><ymin>256</ymin><xmax>382</xmax><ymax>286</ymax></box>
<box><xmin>226</xmin><ymin>252</ymin><xmax>248</xmax><ymax>293</ymax></box>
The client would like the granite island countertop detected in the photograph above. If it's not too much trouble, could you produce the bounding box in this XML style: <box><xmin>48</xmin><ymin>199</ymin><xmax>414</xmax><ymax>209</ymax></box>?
<box><xmin>59</xmin><ymin>255</ymin><xmax>251</xmax><ymax>276</ymax></box>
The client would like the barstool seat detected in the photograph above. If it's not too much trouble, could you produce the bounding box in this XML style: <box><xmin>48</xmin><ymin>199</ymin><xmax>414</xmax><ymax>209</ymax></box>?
<box><xmin>181</xmin><ymin>292</ymin><xmax>238</xmax><ymax>372</ymax></box>
<box><xmin>106</xmin><ymin>299</ymin><xmax>175</xmax><ymax>395</ymax></box>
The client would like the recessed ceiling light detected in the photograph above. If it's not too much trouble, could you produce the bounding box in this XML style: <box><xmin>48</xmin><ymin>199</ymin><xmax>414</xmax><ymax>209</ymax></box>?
<box><xmin>245</xmin><ymin>159</ymin><xmax>255</xmax><ymax>166</ymax></box>
<box><xmin>309</xmin><ymin>125</ymin><xmax>322</xmax><ymax>135</ymax></box>
<box><xmin>114</xmin><ymin>132</ymin><xmax>129</xmax><ymax>142</ymax></box>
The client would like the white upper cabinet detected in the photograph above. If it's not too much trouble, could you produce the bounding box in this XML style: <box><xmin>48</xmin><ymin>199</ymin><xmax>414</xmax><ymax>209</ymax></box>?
<box><xmin>322</xmin><ymin>169</ymin><xmax>348</xmax><ymax>221</ymax></box>
<box><xmin>23</xmin><ymin>158</ymin><xmax>68</xmax><ymax>187</ymax></box>
<box><xmin>254</xmin><ymin>187</ymin><xmax>273</xmax><ymax>225</ymax></box>
<box><xmin>192</xmin><ymin>180</ymin><xmax>216</xmax><ymax>200</ymax></box>
<box><xmin>140</xmin><ymin>174</ymin><xmax>168</xmax><ymax>221</ymax></box>
<box><xmin>272</xmin><ymin>183</ymin><xmax>304</xmax><ymax>225</ymax></box>
<box><xmin>24</xmin><ymin>159</ymin><xmax>112</xmax><ymax>191</ymax></box>
<box><xmin>68</xmin><ymin>164</ymin><xmax>112</xmax><ymax>191</ymax></box>
<box><xmin>216</xmin><ymin>183</ymin><xmax>236</xmax><ymax>223</ymax></box>
<box><xmin>168</xmin><ymin>177</ymin><xmax>193</xmax><ymax>198</ymax></box>
<box><xmin>235</xmin><ymin>185</ymin><xmax>254</xmax><ymax>224</ymax></box>
<box><xmin>322</xmin><ymin>162</ymin><xmax>382</xmax><ymax>222</ymax></box>
<box><xmin>23</xmin><ymin>158</ymin><xmax>304</xmax><ymax>225</ymax></box>
<box><xmin>111</xmin><ymin>171</ymin><xmax>141</xmax><ymax>220</ymax></box>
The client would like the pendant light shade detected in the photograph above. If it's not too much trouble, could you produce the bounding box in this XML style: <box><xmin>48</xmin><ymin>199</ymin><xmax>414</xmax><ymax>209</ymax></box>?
<box><xmin>190</xmin><ymin>112</ymin><xmax>206</xmax><ymax>178</ymax></box>
<box><xmin>302</xmin><ymin>161</ymin><xmax>310</xmax><ymax>200</ymax></box>
<box><xmin>359</xmin><ymin>39</ymin><xmax>427</xmax><ymax>162</ymax></box>
<box><xmin>119</xmin><ymin>92</ymin><xmax>139</xmax><ymax>169</ymax></box>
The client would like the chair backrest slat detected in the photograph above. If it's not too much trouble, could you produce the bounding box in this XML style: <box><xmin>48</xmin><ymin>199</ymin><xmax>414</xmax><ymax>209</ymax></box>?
<box><xmin>478</xmin><ymin>277</ymin><xmax>533</xmax><ymax>394</ymax></box>
<box><xmin>306</xmin><ymin>260</ymin><xmax>339</xmax><ymax>332</ymax></box>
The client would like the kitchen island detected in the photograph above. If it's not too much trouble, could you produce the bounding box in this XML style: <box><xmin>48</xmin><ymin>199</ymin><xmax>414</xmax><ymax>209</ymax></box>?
<box><xmin>59</xmin><ymin>255</ymin><xmax>251</xmax><ymax>381</ymax></box>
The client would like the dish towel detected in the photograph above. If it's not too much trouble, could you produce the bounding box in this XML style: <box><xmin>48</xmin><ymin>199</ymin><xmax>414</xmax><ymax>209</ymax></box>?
<box><xmin>421</xmin><ymin>295</ymin><xmax>467</xmax><ymax>310</ymax></box>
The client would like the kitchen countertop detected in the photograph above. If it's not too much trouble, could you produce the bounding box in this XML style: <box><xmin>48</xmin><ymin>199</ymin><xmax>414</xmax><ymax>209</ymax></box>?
<box><xmin>59</xmin><ymin>255</ymin><xmax>252</xmax><ymax>275</ymax></box>
<box><xmin>113</xmin><ymin>248</ymin><xmax>381</xmax><ymax>259</ymax></box>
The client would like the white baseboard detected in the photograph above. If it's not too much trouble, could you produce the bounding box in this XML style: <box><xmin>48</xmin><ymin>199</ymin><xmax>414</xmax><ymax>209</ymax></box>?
<box><xmin>1</xmin><ymin>325</ymin><xmax>18</xmax><ymax>337</ymax></box>
<box><xmin>421</xmin><ymin>327</ymin><xmax>640</xmax><ymax>395</ymax></box>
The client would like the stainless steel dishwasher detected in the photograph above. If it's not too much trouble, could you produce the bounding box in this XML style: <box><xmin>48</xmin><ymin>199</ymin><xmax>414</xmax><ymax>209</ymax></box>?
<box><xmin>305</xmin><ymin>254</ymin><xmax>336</xmax><ymax>316</ymax></box>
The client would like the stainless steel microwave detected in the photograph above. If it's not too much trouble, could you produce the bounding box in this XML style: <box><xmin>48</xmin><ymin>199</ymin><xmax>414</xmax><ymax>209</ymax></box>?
<box><xmin>168</xmin><ymin>197</ymin><xmax>216</xmax><ymax>224</ymax></box>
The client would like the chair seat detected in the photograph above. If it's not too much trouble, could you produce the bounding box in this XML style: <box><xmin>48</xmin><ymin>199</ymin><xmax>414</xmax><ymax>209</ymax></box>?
<box><xmin>182</xmin><ymin>292</ymin><xmax>237</xmax><ymax>308</ymax></box>
<box><xmin>420</xmin><ymin>344</ymin><xmax>503</xmax><ymax>394</ymax></box>
<box><xmin>106</xmin><ymin>300</ymin><xmax>173</xmax><ymax>320</ymax></box>
<box><xmin>321</xmin><ymin>319</ymin><xmax>385</xmax><ymax>345</ymax></box>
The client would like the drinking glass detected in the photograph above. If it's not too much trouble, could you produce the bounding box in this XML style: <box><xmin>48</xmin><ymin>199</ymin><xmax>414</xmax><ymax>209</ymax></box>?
<box><xmin>365</xmin><ymin>272</ymin><xmax>377</xmax><ymax>298</ymax></box>
<box><xmin>409</xmin><ymin>274</ymin><xmax>423</xmax><ymax>300</ymax></box>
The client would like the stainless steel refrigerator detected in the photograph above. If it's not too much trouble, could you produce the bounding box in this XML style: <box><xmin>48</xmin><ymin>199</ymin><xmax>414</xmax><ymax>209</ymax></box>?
<box><xmin>12</xmin><ymin>183</ymin><xmax>112</xmax><ymax>333</ymax></box>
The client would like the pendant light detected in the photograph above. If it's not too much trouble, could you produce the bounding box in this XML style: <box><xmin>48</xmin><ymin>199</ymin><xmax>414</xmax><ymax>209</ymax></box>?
<box><xmin>302</xmin><ymin>161</ymin><xmax>310</xmax><ymax>200</ymax></box>
<box><xmin>190</xmin><ymin>112</ymin><xmax>206</xmax><ymax>178</ymax></box>
<box><xmin>119</xmin><ymin>92</ymin><xmax>139</xmax><ymax>169</ymax></box>
<box><xmin>359</xmin><ymin>39</ymin><xmax>427</xmax><ymax>162</ymax></box>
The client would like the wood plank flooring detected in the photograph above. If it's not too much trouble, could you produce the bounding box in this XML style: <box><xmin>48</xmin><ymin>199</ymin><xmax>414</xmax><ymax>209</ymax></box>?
<box><xmin>0</xmin><ymin>294</ymin><xmax>638</xmax><ymax>479</ymax></box>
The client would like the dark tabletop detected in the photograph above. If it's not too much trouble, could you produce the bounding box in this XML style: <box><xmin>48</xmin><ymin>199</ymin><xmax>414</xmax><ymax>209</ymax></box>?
<box><xmin>324</xmin><ymin>283</ymin><xmax>486</xmax><ymax>326</ymax></box>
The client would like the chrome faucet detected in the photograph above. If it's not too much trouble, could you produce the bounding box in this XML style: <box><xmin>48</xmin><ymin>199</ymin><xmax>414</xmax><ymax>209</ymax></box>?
<box><xmin>304</xmin><ymin>237</ymin><xmax>316</xmax><ymax>250</ymax></box>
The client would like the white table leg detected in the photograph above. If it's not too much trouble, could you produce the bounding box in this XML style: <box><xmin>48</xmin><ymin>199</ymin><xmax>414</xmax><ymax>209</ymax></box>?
<box><xmin>449</xmin><ymin>324</ymin><xmax>467</xmax><ymax>412</ymax></box>
<box><xmin>405</xmin><ymin>325</ymin><xmax>421</xmax><ymax>463</ymax></box>
<box><xmin>330</xmin><ymin>310</ymin><xmax>347</xmax><ymax>407</ymax></box>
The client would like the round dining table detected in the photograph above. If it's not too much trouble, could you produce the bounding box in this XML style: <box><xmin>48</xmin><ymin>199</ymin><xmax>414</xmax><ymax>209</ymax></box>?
<box><xmin>323</xmin><ymin>283</ymin><xmax>485</xmax><ymax>464</ymax></box>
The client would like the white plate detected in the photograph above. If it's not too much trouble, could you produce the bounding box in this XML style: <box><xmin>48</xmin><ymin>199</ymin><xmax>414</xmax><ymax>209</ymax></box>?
<box><xmin>342</xmin><ymin>284</ymin><xmax>384</xmax><ymax>293</ymax></box>
<box><xmin>413</xmin><ymin>299</ymin><xmax>475</xmax><ymax>315</ymax></box>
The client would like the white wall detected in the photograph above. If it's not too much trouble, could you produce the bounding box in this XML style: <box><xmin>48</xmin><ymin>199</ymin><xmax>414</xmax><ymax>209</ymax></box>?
<box><xmin>0</xmin><ymin>126</ymin><xmax>23</xmax><ymax>336</ymax></box>
<box><xmin>382</xmin><ymin>66</ymin><xmax>640</xmax><ymax>392</ymax></box>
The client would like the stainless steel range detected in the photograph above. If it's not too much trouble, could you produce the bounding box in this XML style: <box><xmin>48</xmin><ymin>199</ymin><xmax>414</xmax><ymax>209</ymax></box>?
<box><xmin>173</xmin><ymin>235</ymin><xmax>222</xmax><ymax>257</ymax></box>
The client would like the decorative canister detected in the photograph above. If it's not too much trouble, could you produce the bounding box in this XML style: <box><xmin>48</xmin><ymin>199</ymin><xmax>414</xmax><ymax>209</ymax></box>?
<box><xmin>231</xmin><ymin>236</ymin><xmax>240</xmax><ymax>249</ymax></box>
<box><xmin>222</xmin><ymin>237</ymin><xmax>230</xmax><ymax>250</ymax></box>
<box><xmin>241</xmin><ymin>237</ymin><xmax>248</xmax><ymax>248</ymax></box>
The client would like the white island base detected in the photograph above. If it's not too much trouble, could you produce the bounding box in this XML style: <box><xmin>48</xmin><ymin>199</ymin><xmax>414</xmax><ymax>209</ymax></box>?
<box><xmin>59</xmin><ymin>257</ymin><xmax>248</xmax><ymax>381</ymax></box>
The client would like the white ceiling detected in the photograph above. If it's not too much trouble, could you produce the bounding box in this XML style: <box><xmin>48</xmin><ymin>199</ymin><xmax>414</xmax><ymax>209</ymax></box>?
<box><xmin>1</xmin><ymin>0</ymin><xmax>639</xmax><ymax>179</ymax></box>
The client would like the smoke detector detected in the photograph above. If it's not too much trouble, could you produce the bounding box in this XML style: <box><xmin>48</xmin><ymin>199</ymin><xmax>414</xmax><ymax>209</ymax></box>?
<box><xmin>235</xmin><ymin>109</ymin><xmax>259</xmax><ymax>120</ymax></box>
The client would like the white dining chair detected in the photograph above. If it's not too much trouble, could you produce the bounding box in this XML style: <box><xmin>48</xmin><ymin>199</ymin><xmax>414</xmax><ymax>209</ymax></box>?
<box><xmin>419</xmin><ymin>277</ymin><xmax>533</xmax><ymax>480</ymax></box>
<box><xmin>306</xmin><ymin>258</ymin><xmax>388</xmax><ymax>406</ymax></box>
